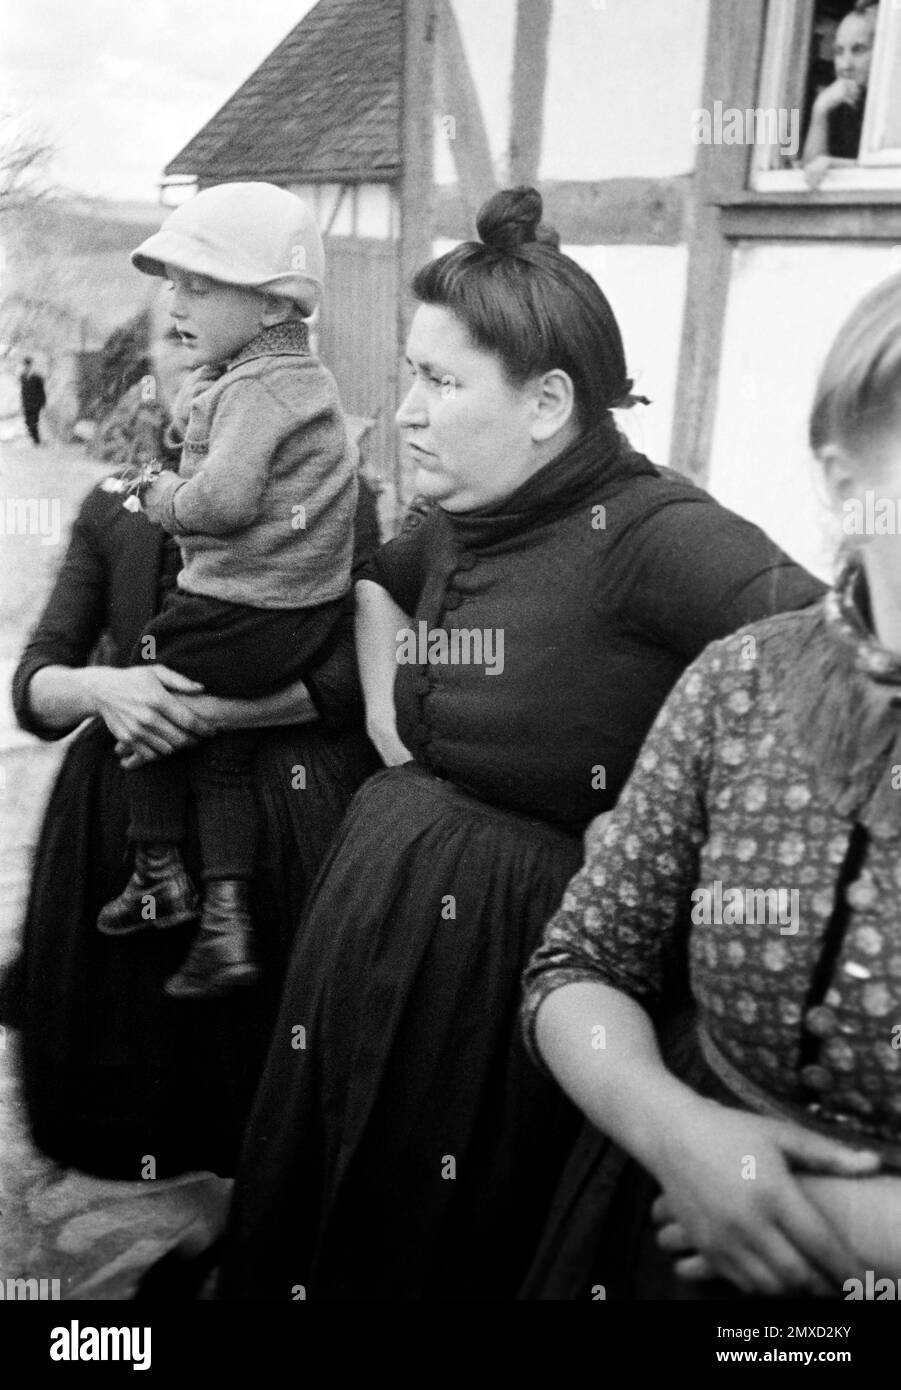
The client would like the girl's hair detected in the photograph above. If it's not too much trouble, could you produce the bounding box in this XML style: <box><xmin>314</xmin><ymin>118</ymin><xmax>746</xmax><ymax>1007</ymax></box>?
<box><xmin>411</xmin><ymin>186</ymin><xmax>642</xmax><ymax>432</ymax></box>
<box><xmin>809</xmin><ymin>271</ymin><xmax>901</xmax><ymax>459</ymax></box>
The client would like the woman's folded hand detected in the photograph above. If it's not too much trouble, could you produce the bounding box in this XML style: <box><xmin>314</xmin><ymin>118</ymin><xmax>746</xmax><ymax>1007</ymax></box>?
<box><xmin>86</xmin><ymin>665</ymin><xmax>216</xmax><ymax>761</ymax></box>
<box><xmin>650</xmin><ymin>1099</ymin><xmax>880</xmax><ymax>1297</ymax></box>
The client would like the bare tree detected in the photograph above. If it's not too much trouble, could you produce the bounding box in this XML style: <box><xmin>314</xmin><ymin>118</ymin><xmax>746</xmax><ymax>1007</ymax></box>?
<box><xmin>0</xmin><ymin>113</ymin><xmax>57</xmax><ymax>216</ymax></box>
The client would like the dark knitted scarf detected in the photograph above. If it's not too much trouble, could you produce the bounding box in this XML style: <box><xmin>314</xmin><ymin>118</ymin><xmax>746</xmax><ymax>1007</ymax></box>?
<box><xmin>444</xmin><ymin>417</ymin><xmax>658</xmax><ymax>549</ymax></box>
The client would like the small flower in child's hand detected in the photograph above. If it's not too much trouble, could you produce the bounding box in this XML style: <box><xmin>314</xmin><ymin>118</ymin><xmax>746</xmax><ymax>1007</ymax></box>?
<box><xmin>100</xmin><ymin>459</ymin><xmax>165</xmax><ymax>512</ymax></box>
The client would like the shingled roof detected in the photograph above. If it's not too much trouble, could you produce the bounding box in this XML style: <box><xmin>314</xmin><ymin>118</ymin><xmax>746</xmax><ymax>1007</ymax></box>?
<box><xmin>165</xmin><ymin>0</ymin><xmax>403</xmax><ymax>183</ymax></box>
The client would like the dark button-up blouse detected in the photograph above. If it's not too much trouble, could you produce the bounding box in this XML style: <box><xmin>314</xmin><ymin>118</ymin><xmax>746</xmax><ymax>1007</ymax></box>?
<box><xmin>523</xmin><ymin>573</ymin><xmax>901</xmax><ymax>1149</ymax></box>
<box><xmin>364</xmin><ymin>423</ymin><xmax>824</xmax><ymax>830</ymax></box>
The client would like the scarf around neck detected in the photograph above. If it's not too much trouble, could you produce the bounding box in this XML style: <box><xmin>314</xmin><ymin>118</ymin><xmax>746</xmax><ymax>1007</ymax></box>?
<box><xmin>787</xmin><ymin>562</ymin><xmax>901</xmax><ymax>827</ymax></box>
<box><xmin>441</xmin><ymin>417</ymin><xmax>658</xmax><ymax>550</ymax></box>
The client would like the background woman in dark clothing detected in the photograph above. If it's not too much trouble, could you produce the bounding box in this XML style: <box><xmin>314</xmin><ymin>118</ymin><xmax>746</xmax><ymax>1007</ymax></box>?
<box><xmin>217</xmin><ymin>187</ymin><xmax>825</xmax><ymax>1301</ymax></box>
<box><xmin>0</xmin><ymin>352</ymin><xmax>380</xmax><ymax>1180</ymax></box>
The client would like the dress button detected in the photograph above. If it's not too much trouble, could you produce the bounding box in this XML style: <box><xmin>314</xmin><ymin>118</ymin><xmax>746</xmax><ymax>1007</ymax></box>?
<box><xmin>442</xmin><ymin>592</ymin><xmax>463</xmax><ymax>612</ymax></box>
<box><xmin>800</xmin><ymin>1064</ymin><xmax>833</xmax><ymax>1092</ymax></box>
<box><xmin>843</xmin><ymin>960</ymin><xmax>872</xmax><ymax>981</ymax></box>
<box><xmin>804</xmin><ymin>1005</ymin><xmax>837</xmax><ymax>1038</ymax></box>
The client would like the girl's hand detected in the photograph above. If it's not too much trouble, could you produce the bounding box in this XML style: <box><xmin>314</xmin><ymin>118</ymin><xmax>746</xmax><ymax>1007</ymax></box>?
<box><xmin>659</xmin><ymin>1174</ymin><xmax>901</xmax><ymax>1287</ymax></box>
<box><xmin>87</xmin><ymin>665</ymin><xmax>214</xmax><ymax>759</ymax></box>
<box><xmin>651</xmin><ymin>1099</ymin><xmax>880</xmax><ymax>1296</ymax></box>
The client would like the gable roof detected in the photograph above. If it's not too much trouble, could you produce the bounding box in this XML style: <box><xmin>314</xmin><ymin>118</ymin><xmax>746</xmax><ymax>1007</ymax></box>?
<box><xmin>165</xmin><ymin>0</ymin><xmax>403</xmax><ymax>184</ymax></box>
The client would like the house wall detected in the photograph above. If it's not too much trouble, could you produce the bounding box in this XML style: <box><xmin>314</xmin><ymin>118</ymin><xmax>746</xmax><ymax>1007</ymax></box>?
<box><xmin>438</xmin><ymin>0</ymin><xmax>901</xmax><ymax>585</ymax></box>
<box><xmin>708</xmin><ymin>242</ymin><xmax>901</xmax><ymax>582</ymax></box>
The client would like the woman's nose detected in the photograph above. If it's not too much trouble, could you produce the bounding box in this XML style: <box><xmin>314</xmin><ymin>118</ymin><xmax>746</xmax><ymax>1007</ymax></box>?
<box><xmin>396</xmin><ymin>378</ymin><xmax>427</xmax><ymax>428</ymax></box>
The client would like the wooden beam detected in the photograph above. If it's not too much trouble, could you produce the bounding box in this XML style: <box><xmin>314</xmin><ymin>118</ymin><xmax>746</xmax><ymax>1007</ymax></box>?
<box><xmin>669</xmin><ymin>0</ymin><xmax>767</xmax><ymax>483</ymax></box>
<box><xmin>434</xmin><ymin>0</ymin><xmax>496</xmax><ymax>226</ymax></box>
<box><xmin>509</xmin><ymin>0</ymin><xmax>552</xmax><ymax>186</ymax></box>
<box><xmin>719</xmin><ymin>196</ymin><xmax>901</xmax><ymax>240</ymax></box>
<box><xmin>395</xmin><ymin>0</ymin><xmax>438</xmax><ymax>518</ymax></box>
<box><xmin>434</xmin><ymin>176</ymin><xmax>691</xmax><ymax>245</ymax></box>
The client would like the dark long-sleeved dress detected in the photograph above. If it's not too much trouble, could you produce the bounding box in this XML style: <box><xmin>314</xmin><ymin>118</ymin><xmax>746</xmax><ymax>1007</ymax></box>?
<box><xmin>0</xmin><ymin>480</ymin><xmax>379</xmax><ymax>1178</ymax></box>
<box><xmin>217</xmin><ymin>421</ymin><xmax>825</xmax><ymax>1301</ymax></box>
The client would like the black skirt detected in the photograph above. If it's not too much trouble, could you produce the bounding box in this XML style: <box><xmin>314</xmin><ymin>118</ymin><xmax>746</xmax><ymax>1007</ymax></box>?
<box><xmin>520</xmin><ymin>1019</ymin><xmax>750</xmax><ymax>1301</ymax></box>
<box><xmin>217</xmin><ymin>763</ymin><xmax>586</xmax><ymax>1301</ymax></box>
<box><xmin>0</xmin><ymin>717</ymin><xmax>376</xmax><ymax>1179</ymax></box>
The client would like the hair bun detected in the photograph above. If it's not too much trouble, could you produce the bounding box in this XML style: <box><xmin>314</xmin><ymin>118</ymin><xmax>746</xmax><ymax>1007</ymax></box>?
<box><xmin>476</xmin><ymin>186</ymin><xmax>560</xmax><ymax>252</ymax></box>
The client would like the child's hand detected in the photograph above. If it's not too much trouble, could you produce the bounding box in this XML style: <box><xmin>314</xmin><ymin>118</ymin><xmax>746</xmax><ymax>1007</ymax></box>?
<box><xmin>140</xmin><ymin>471</ymin><xmax>181</xmax><ymax>527</ymax></box>
<box><xmin>101</xmin><ymin>459</ymin><xmax>166</xmax><ymax>513</ymax></box>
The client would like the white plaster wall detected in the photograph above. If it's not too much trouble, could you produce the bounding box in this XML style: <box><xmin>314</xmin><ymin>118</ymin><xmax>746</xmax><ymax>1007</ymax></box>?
<box><xmin>288</xmin><ymin>183</ymin><xmax>396</xmax><ymax>239</ymax></box>
<box><xmin>440</xmin><ymin>0</ymin><xmax>710</xmax><ymax>183</ymax></box>
<box><xmin>708</xmin><ymin>243</ymin><xmax>901</xmax><ymax>582</ymax></box>
<box><xmin>570</xmin><ymin>244</ymin><xmax>688</xmax><ymax>467</ymax></box>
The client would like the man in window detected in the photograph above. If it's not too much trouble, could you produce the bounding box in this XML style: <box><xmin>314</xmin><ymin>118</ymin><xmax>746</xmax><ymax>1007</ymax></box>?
<box><xmin>802</xmin><ymin>0</ymin><xmax>878</xmax><ymax>187</ymax></box>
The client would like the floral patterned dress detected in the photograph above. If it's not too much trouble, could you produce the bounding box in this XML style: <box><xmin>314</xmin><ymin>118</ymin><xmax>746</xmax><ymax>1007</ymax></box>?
<box><xmin>521</xmin><ymin>566</ymin><xmax>901</xmax><ymax>1296</ymax></box>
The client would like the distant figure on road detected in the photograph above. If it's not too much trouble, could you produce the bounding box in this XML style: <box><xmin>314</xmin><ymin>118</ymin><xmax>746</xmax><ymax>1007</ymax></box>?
<box><xmin>20</xmin><ymin>356</ymin><xmax>47</xmax><ymax>445</ymax></box>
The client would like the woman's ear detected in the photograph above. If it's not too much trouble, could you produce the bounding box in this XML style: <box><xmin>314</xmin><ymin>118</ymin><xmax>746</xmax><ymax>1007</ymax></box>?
<box><xmin>530</xmin><ymin>369</ymin><xmax>576</xmax><ymax>442</ymax></box>
<box><xmin>818</xmin><ymin>443</ymin><xmax>862</xmax><ymax>510</ymax></box>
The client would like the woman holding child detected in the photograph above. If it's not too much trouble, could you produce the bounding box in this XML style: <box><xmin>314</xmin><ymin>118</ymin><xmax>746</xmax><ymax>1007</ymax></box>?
<box><xmin>1</xmin><ymin>187</ymin><xmax>380</xmax><ymax>1177</ymax></box>
<box><xmin>522</xmin><ymin>271</ymin><xmax>901</xmax><ymax>1299</ymax></box>
<box><xmin>216</xmin><ymin>186</ymin><xmax>824</xmax><ymax>1301</ymax></box>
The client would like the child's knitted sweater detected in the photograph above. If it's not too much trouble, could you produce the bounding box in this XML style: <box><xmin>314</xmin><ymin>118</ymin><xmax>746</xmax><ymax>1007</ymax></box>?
<box><xmin>142</xmin><ymin>320</ymin><xmax>357</xmax><ymax>609</ymax></box>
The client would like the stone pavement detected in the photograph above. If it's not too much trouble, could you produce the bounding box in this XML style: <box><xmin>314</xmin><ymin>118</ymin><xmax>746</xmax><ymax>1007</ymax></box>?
<box><xmin>0</xmin><ymin>427</ymin><xmax>228</xmax><ymax>1301</ymax></box>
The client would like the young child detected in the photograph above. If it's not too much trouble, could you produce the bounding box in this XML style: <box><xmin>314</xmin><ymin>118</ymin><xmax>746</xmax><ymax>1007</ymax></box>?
<box><xmin>96</xmin><ymin>182</ymin><xmax>357</xmax><ymax>1001</ymax></box>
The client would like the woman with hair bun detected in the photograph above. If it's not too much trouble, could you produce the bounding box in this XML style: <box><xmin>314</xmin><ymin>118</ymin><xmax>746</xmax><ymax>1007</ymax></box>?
<box><xmin>216</xmin><ymin>187</ymin><xmax>824</xmax><ymax>1301</ymax></box>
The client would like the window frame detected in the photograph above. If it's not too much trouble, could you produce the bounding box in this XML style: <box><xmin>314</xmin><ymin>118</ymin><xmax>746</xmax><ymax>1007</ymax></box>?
<box><xmin>749</xmin><ymin>0</ymin><xmax>901</xmax><ymax>194</ymax></box>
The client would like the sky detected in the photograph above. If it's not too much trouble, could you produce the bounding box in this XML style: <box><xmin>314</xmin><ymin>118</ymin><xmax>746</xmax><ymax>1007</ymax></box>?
<box><xmin>0</xmin><ymin>0</ymin><xmax>317</xmax><ymax>204</ymax></box>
